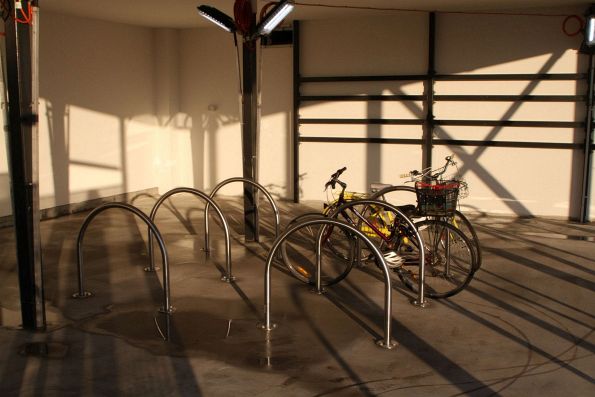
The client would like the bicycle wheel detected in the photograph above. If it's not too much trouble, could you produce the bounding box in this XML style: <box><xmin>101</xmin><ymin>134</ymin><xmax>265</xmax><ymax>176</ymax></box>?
<box><xmin>369</xmin><ymin>185</ymin><xmax>417</xmax><ymax>216</ymax></box>
<box><xmin>396</xmin><ymin>219</ymin><xmax>476</xmax><ymax>299</ymax></box>
<box><xmin>372</xmin><ymin>186</ymin><xmax>482</xmax><ymax>271</ymax></box>
<box><xmin>325</xmin><ymin>202</ymin><xmax>392</xmax><ymax>263</ymax></box>
<box><xmin>450</xmin><ymin>211</ymin><xmax>482</xmax><ymax>271</ymax></box>
<box><xmin>280</xmin><ymin>213</ymin><xmax>356</xmax><ymax>286</ymax></box>
<box><xmin>355</xmin><ymin>203</ymin><xmax>399</xmax><ymax>264</ymax></box>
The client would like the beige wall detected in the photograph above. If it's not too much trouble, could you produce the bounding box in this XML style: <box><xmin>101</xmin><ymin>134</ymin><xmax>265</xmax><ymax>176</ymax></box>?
<box><xmin>35</xmin><ymin>12</ymin><xmax>192</xmax><ymax>213</ymax></box>
<box><xmin>179</xmin><ymin>27</ymin><xmax>241</xmax><ymax>194</ymax></box>
<box><xmin>296</xmin><ymin>10</ymin><xmax>590</xmax><ymax>219</ymax></box>
<box><xmin>434</xmin><ymin>12</ymin><xmax>586</xmax><ymax>218</ymax></box>
<box><xmin>1</xmin><ymin>7</ymin><xmax>592</xmax><ymax>220</ymax></box>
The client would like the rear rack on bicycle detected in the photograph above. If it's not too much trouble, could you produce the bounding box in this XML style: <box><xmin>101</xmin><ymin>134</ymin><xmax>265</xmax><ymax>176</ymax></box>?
<box><xmin>415</xmin><ymin>180</ymin><xmax>460</xmax><ymax>216</ymax></box>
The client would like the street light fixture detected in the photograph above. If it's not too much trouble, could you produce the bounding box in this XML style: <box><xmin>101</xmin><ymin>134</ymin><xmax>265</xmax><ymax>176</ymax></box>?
<box><xmin>196</xmin><ymin>1</ymin><xmax>294</xmax><ymax>39</ymax></box>
<box><xmin>196</xmin><ymin>4</ymin><xmax>237</xmax><ymax>33</ymax></box>
<box><xmin>582</xmin><ymin>5</ymin><xmax>595</xmax><ymax>53</ymax></box>
<box><xmin>195</xmin><ymin>1</ymin><xmax>295</xmax><ymax>241</ymax></box>
<box><xmin>254</xmin><ymin>0</ymin><xmax>294</xmax><ymax>38</ymax></box>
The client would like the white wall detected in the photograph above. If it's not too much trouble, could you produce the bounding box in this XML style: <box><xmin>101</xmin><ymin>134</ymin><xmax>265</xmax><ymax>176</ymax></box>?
<box><xmin>179</xmin><ymin>27</ymin><xmax>241</xmax><ymax>194</ymax></box>
<box><xmin>295</xmin><ymin>10</ymin><xmax>590</xmax><ymax>219</ymax></box>
<box><xmin>298</xmin><ymin>14</ymin><xmax>428</xmax><ymax>201</ymax></box>
<box><xmin>35</xmin><ymin>12</ymin><xmax>192</xmax><ymax>212</ymax></box>
<box><xmin>1</xmin><ymin>7</ymin><xmax>592</xmax><ymax>220</ymax></box>
<box><xmin>434</xmin><ymin>12</ymin><xmax>586</xmax><ymax>218</ymax></box>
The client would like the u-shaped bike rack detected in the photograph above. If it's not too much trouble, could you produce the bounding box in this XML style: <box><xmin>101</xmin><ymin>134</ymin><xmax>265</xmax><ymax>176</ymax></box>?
<box><xmin>72</xmin><ymin>202</ymin><xmax>173</xmax><ymax>340</ymax></box>
<box><xmin>147</xmin><ymin>187</ymin><xmax>234</xmax><ymax>282</ymax></box>
<box><xmin>261</xmin><ymin>217</ymin><xmax>399</xmax><ymax>349</ymax></box>
<box><xmin>327</xmin><ymin>199</ymin><xmax>427</xmax><ymax>308</ymax></box>
<box><xmin>204</xmin><ymin>177</ymin><xmax>281</xmax><ymax>251</ymax></box>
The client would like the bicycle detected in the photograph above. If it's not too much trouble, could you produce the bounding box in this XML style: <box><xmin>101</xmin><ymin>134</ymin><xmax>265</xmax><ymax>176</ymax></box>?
<box><xmin>280</xmin><ymin>167</ymin><xmax>417</xmax><ymax>286</ymax></box>
<box><xmin>370</xmin><ymin>155</ymin><xmax>482</xmax><ymax>271</ymax></box>
<box><xmin>281</xmin><ymin>167</ymin><xmax>478</xmax><ymax>298</ymax></box>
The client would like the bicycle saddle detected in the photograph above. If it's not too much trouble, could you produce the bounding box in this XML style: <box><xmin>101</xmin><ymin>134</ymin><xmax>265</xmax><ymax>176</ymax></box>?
<box><xmin>396</xmin><ymin>204</ymin><xmax>417</xmax><ymax>217</ymax></box>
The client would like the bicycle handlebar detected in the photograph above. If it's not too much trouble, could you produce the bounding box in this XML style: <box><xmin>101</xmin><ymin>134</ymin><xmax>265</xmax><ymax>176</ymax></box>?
<box><xmin>325</xmin><ymin>166</ymin><xmax>347</xmax><ymax>190</ymax></box>
<box><xmin>402</xmin><ymin>155</ymin><xmax>456</xmax><ymax>181</ymax></box>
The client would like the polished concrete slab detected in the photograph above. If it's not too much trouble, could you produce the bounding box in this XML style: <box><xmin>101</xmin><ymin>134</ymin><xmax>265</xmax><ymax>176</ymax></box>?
<box><xmin>0</xmin><ymin>195</ymin><xmax>594</xmax><ymax>396</ymax></box>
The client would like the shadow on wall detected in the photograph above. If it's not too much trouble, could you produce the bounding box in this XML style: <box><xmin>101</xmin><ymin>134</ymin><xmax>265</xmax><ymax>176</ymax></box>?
<box><xmin>297</xmin><ymin>11</ymin><xmax>587</xmax><ymax>218</ymax></box>
<box><xmin>180</xmin><ymin>27</ymin><xmax>243</xmax><ymax>193</ymax></box>
<box><xmin>38</xmin><ymin>13</ymin><xmax>143</xmax><ymax>210</ymax></box>
<box><xmin>37</xmin><ymin>12</ymin><xmax>197</xmax><ymax>216</ymax></box>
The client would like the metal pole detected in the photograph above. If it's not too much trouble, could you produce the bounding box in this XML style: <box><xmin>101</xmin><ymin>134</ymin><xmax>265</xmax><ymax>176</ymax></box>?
<box><xmin>204</xmin><ymin>177</ymin><xmax>280</xmax><ymax>252</ymax></box>
<box><xmin>292</xmin><ymin>20</ymin><xmax>300</xmax><ymax>203</ymax></box>
<box><xmin>3</xmin><ymin>0</ymin><xmax>45</xmax><ymax>330</ymax></box>
<box><xmin>72</xmin><ymin>202</ymin><xmax>173</xmax><ymax>340</ymax></box>
<box><xmin>262</xmin><ymin>217</ymin><xmax>397</xmax><ymax>349</ymax></box>
<box><xmin>148</xmin><ymin>187</ymin><xmax>234</xmax><ymax>282</ymax></box>
<box><xmin>423</xmin><ymin>12</ymin><xmax>436</xmax><ymax>170</ymax></box>
<box><xmin>241</xmin><ymin>8</ymin><xmax>260</xmax><ymax>241</ymax></box>
<box><xmin>580</xmin><ymin>53</ymin><xmax>594</xmax><ymax>223</ymax></box>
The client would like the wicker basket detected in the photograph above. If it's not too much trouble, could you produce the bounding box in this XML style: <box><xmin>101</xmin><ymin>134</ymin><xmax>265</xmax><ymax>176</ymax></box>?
<box><xmin>415</xmin><ymin>180</ymin><xmax>460</xmax><ymax>216</ymax></box>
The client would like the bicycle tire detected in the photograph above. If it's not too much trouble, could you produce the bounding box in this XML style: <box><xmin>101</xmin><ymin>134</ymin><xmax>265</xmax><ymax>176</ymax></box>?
<box><xmin>325</xmin><ymin>201</ymin><xmax>395</xmax><ymax>263</ymax></box>
<box><xmin>396</xmin><ymin>219</ymin><xmax>477</xmax><ymax>299</ymax></box>
<box><xmin>280</xmin><ymin>212</ymin><xmax>356</xmax><ymax>286</ymax></box>
<box><xmin>323</xmin><ymin>202</ymin><xmax>372</xmax><ymax>262</ymax></box>
<box><xmin>369</xmin><ymin>185</ymin><xmax>417</xmax><ymax>214</ymax></box>
<box><xmin>450</xmin><ymin>211</ymin><xmax>482</xmax><ymax>271</ymax></box>
<box><xmin>371</xmin><ymin>184</ymin><xmax>481</xmax><ymax>270</ymax></box>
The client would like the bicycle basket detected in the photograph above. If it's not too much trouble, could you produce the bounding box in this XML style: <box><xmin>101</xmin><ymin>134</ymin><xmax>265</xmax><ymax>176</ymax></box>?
<box><xmin>415</xmin><ymin>180</ymin><xmax>460</xmax><ymax>216</ymax></box>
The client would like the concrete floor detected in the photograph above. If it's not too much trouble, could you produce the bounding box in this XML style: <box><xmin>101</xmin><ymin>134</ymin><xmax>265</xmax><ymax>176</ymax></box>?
<box><xmin>0</xmin><ymin>195</ymin><xmax>594</xmax><ymax>396</ymax></box>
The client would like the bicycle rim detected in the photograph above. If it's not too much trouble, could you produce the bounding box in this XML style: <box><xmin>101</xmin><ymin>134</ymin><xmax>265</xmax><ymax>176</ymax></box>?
<box><xmin>450</xmin><ymin>211</ymin><xmax>482</xmax><ymax>271</ymax></box>
<box><xmin>398</xmin><ymin>219</ymin><xmax>476</xmax><ymax>298</ymax></box>
<box><xmin>280</xmin><ymin>213</ymin><xmax>356</xmax><ymax>286</ymax></box>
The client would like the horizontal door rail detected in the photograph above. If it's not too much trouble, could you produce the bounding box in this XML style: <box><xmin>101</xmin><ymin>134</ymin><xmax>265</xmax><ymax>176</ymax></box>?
<box><xmin>434</xmin><ymin>73</ymin><xmax>586</xmax><ymax>81</ymax></box>
<box><xmin>433</xmin><ymin>139</ymin><xmax>582</xmax><ymax>149</ymax></box>
<box><xmin>299</xmin><ymin>94</ymin><xmax>585</xmax><ymax>103</ymax></box>
<box><xmin>300</xmin><ymin>94</ymin><xmax>426</xmax><ymax>101</ymax></box>
<box><xmin>299</xmin><ymin>73</ymin><xmax>585</xmax><ymax>84</ymax></box>
<box><xmin>435</xmin><ymin>120</ymin><xmax>584</xmax><ymax>128</ymax></box>
<box><xmin>298</xmin><ymin>136</ymin><xmax>587</xmax><ymax>150</ymax></box>
<box><xmin>300</xmin><ymin>118</ymin><xmax>424</xmax><ymax>125</ymax></box>
<box><xmin>434</xmin><ymin>95</ymin><xmax>586</xmax><ymax>102</ymax></box>
<box><xmin>300</xmin><ymin>74</ymin><xmax>426</xmax><ymax>83</ymax></box>
<box><xmin>299</xmin><ymin>137</ymin><xmax>424</xmax><ymax>145</ymax></box>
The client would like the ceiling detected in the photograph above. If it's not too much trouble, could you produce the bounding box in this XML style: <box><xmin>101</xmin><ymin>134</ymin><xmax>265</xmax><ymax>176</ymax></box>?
<box><xmin>43</xmin><ymin>0</ymin><xmax>590</xmax><ymax>29</ymax></box>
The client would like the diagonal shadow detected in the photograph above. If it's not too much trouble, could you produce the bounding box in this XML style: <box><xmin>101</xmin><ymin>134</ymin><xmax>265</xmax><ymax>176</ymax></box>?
<box><xmin>435</xmin><ymin>51</ymin><xmax>566</xmax><ymax>216</ymax></box>
<box><xmin>472</xmin><ymin>275</ymin><xmax>594</xmax><ymax>335</ymax></box>
<box><xmin>482</xmin><ymin>245</ymin><xmax>595</xmax><ymax>292</ymax></box>
<box><xmin>290</xmin><ymin>285</ymin><xmax>377</xmax><ymax>397</ymax></box>
<box><xmin>464</xmin><ymin>284</ymin><xmax>595</xmax><ymax>354</ymax></box>
<box><xmin>440</xmin><ymin>299</ymin><xmax>595</xmax><ymax>384</ymax></box>
<box><xmin>323</xmin><ymin>282</ymin><xmax>501</xmax><ymax>395</ymax></box>
<box><xmin>478</xmin><ymin>268</ymin><xmax>595</xmax><ymax>323</ymax></box>
<box><xmin>476</xmin><ymin>221</ymin><xmax>595</xmax><ymax>266</ymax></box>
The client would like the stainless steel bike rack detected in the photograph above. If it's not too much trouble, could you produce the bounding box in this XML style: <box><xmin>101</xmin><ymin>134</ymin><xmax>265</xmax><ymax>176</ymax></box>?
<box><xmin>261</xmin><ymin>217</ymin><xmax>398</xmax><ymax>349</ymax></box>
<box><xmin>327</xmin><ymin>199</ymin><xmax>428</xmax><ymax>308</ymax></box>
<box><xmin>72</xmin><ymin>202</ymin><xmax>173</xmax><ymax>341</ymax></box>
<box><xmin>205</xmin><ymin>177</ymin><xmax>281</xmax><ymax>252</ymax></box>
<box><xmin>147</xmin><ymin>187</ymin><xmax>234</xmax><ymax>282</ymax></box>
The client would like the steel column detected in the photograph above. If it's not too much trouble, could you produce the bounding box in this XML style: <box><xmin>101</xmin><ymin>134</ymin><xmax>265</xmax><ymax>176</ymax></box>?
<box><xmin>580</xmin><ymin>53</ymin><xmax>594</xmax><ymax>223</ymax></box>
<box><xmin>241</xmin><ymin>29</ymin><xmax>260</xmax><ymax>241</ymax></box>
<box><xmin>3</xmin><ymin>0</ymin><xmax>44</xmax><ymax>330</ymax></box>
<box><xmin>423</xmin><ymin>12</ymin><xmax>436</xmax><ymax>170</ymax></box>
<box><xmin>292</xmin><ymin>20</ymin><xmax>300</xmax><ymax>203</ymax></box>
